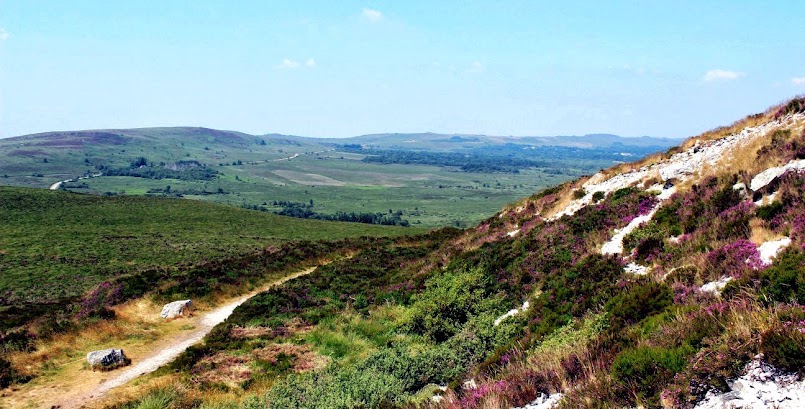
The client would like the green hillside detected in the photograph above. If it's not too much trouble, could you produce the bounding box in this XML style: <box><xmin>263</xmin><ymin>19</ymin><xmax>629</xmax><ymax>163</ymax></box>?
<box><xmin>0</xmin><ymin>187</ymin><xmax>415</xmax><ymax>331</ymax></box>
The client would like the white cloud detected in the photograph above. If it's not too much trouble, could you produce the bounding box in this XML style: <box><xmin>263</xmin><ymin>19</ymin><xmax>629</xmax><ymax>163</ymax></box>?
<box><xmin>792</xmin><ymin>77</ymin><xmax>805</xmax><ymax>85</ymax></box>
<box><xmin>362</xmin><ymin>8</ymin><xmax>383</xmax><ymax>22</ymax></box>
<box><xmin>703</xmin><ymin>69</ymin><xmax>745</xmax><ymax>82</ymax></box>
<box><xmin>468</xmin><ymin>61</ymin><xmax>485</xmax><ymax>73</ymax></box>
<box><xmin>277</xmin><ymin>58</ymin><xmax>301</xmax><ymax>69</ymax></box>
<box><xmin>277</xmin><ymin>58</ymin><xmax>317</xmax><ymax>70</ymax></box>
<box><xmin>0</xmin><ymin>28</ymin><xmax>8</xmax><ymax>41</ymax></box>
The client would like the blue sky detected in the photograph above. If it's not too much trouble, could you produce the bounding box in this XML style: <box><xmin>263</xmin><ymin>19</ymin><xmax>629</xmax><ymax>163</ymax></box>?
<box><xmin>1</xmin><ymin>1</ymin><xmax>803</xmax><ymax>139</ymax></box>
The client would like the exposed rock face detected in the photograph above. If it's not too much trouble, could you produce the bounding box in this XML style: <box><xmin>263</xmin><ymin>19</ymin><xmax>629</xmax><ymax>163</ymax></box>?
<box><xmin>87</xmin><ymin>348</ymin><xmax>130</xmax><ymax>370</ymax></box>
<box><xmin>694</xmin><ymin>357</ymin><xmax>805</xmax><ymax>409</ymax></box>
<box><xmin>161</xmin><ymin>299</ymin><xmax>193</xmax><ymax>319</ymax></box>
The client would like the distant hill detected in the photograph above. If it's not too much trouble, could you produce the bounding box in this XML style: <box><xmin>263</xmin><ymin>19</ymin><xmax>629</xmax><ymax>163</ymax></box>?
<box><xmin>0</xmin><ymin>126</ymin><xmax>678</xmax><ymax>229</ymax></box>
<box><xmin>316</xmin><ymin>132</ymin><xmax>680</xmax><ymax>151</ymax></box>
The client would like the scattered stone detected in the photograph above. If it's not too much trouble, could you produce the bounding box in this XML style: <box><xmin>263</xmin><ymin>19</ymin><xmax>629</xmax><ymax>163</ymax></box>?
<box><xmin>624</xmin><ymin>262</ymin><xmax>649</xmax><ymax>275</ymax></box>
<box><xmin>758</xmin><ymin>237</ymin><xmax>791</xmax><ymax>265</ymax></box>
<box><xmin>701</xmin><ymin>276</ymin><xmax>734</xmax><ymax>295</ymax></box>
<box><xmin>87</xmin><ymin>348</ymin><xmax>131</xmax><ymax>370</ymax></box>
<box><xmin>161</xmin><ymin>299</ymin><xmax>193</xmax><ymax>319</ymax></box>
<box><xmin>750</xmin><ymin>159</ymin><xmax>805</xmax><ymax>191</ymax></box>
<box><xmin>514</xmin><ymin>392</ymin><xmax>565</xmax><ymax>409</ymax></box>
<box><xmin>493</xmin><ymin>300</ymin><xmax>530</xmax><ymax>326</ymax></box>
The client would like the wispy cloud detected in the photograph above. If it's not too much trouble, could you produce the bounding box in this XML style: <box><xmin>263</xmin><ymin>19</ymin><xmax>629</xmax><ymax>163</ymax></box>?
<box><xmin>703</xmin><ymin>69</ymin><xmax>745</xmax><ymax>82</ymax></box>
<box><xmin>792</xmin><ymin>77</ymin><xmax>805</xmax><ymax>85</ymax></box>
<box><xmin>468</xmin><ymin>61</ymin><xmax>485</xmax><ymax>73</ymax></box>
<box><xmin>362</xmin><ymin>8</ymin><xmax>383</xmax><ymax>22</ymax></box>
<box><xmin>277</xmin><ymin>58</ymin><xmax>301</xmax><ymax>69</ymax></box>
<box><xmin>277</xmin><ymin>58</ymin><xmax>317</xmax><ymax>70</ymax></box>
<box><xmin>0</xmin><ymin>28</ymin><xmax>8</xmax><ymax>41</ymax></box>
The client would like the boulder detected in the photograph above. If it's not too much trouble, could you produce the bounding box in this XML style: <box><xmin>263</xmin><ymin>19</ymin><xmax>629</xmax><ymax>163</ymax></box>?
<box><xmin>87</xmin><ymin>348</ymin><xmax>130</xmax><ymax>370</ymax></box>
<box><xmin>161</xmin><ymin>299</ymin><xmax>192</xmax><ymax>319</ymax></box>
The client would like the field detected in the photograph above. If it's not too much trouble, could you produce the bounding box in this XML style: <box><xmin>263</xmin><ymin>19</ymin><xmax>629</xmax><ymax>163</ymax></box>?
<box><xmin>0</xmin><ymin>127</ymin><xmax>677</xmax><ymax>228</ymax></box>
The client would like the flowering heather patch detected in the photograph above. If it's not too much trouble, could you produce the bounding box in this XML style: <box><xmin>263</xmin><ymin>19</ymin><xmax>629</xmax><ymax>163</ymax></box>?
<box><xmin>706</xmin><ymin>239</ymin><xmax>764</xmax><ymax>281</ymax></box>
<box><xmin>76</xmin><ymin>281</ymin><xmax>124</xmax><ymax>319</ymax></box>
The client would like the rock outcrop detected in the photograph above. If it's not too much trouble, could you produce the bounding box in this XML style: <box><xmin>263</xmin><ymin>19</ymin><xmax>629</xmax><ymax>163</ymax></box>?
<box><xmin>87</xmin><ymin>348</ymin><xmax>130</xmax><ymax>370</ymax></box>
<box><xmin>161</xmin><ymin>299</ymin><xmax>193</xmax><ymax>319</ymax></box>
<box><xmin>694</xmin><ymin>357</ymin><xmax>805</xmax><ymax>409</ymax></box>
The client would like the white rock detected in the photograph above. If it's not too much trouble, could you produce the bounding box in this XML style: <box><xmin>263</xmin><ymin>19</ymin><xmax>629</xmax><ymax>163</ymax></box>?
<box><xmin>547</xmin><ymin>111</ymin><xmax>800</xmax><ymax>220</ymax></box>
<box><xmin>758</xmin><ymin>237</ymin><xmax>791</xmax><ymax>265</ymax></box>
<box><xmin>87</xmin><ymin>348</ymin><xmax>130</xmax><ymax>370</ymax></box>
<box><xmin>694</xmin><ymin>358</ymin><xmax>805</xmax><ymax>409</ymax></box>
<box><xmin>493</xmin><ymin>300</ymin><xmax>530</xmax><ymax>326</ymax></box>
<box><xmin>750</xmin><ymin>159</ymin><xmax>805</xmax><ymax>191</ymax></box>
<box><xmin>507</xmin><ymin>229</ymin><xmax>521</xmax><ymax>237</ymax></box>
<box><xmin>601</xmin><ymin>204</ymin><xmax>661</xmax><ymax>255</ymax></box>
<box><xmin>624</xmin><ymin>262</ymin><xmax>649</xmax><ymax>275</ymax></box>
<box><xmin>701</xmin><ymin>276</ymin><xmax>734</xmax><ymax>295</ymax></box>
<box><xmin>514</xmin><ymin>392</ymin><xmax>565</xmax><ymax>409</ymax></box>
<box><xmin>160</xmin><ymin>299</ymin><xmax>193</xmax><ymax>319</ymax></box>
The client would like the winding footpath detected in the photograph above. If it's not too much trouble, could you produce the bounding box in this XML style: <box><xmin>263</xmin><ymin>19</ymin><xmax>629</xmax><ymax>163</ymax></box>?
<box><xmin>8</xmin><ymin>267</ymin><xmax>316</xmax><ymax>409</ymax></box>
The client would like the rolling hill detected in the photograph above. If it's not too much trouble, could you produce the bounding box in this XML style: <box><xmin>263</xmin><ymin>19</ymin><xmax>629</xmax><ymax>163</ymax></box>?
<box><xmin>0</xmin><ymin>128</ymin><xmax>678</xmax><ymax>228</ymax></box>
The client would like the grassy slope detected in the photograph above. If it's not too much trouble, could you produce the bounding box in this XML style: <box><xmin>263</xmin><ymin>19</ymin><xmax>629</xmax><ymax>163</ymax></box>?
<box><xmin>0</xmin><ymin>187</ymin><xmax>415</xmax><ymax>312</ymax></box>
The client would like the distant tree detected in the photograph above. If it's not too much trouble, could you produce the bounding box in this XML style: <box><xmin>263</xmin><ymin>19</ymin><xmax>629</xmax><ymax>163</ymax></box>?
<box><xmin>131</xmin><ymin>157</ymin><xmax>148</xmax><ymax>168</ymax></box>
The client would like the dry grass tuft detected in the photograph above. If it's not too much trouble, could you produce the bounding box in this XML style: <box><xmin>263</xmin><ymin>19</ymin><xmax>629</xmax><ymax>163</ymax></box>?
<box><xmin>253</xmin><ymin>343</ymin><xmax>329</xmax><ymax>373</ymax></box>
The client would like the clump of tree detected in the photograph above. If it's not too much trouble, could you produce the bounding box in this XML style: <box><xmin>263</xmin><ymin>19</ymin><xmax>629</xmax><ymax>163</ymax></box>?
<box><xmin>97</xmin><ymin>158</ymin><xmax>219</xmax><ymax>181</ymax></box>
<box><xmin>243</xmin><ymin>200</ymin><xmax>411</xmax><ymax>226</ymax></box>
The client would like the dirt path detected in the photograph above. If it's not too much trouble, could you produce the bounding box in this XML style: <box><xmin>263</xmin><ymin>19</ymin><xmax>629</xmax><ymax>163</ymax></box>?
<box><xmin>6</xmin><ymin>267</ymin><xmax>316</xmax><ymax>409</ymax></box>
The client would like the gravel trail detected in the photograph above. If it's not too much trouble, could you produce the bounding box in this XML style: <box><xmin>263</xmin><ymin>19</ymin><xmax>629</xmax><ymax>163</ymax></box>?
<box><xmin>56</xmin><ymin>267</ymin><xmax>316</xmax><ymax>409</ymax></box>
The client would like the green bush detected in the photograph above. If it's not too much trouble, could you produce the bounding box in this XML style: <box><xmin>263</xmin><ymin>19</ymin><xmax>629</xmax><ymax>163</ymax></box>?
<box><xmin>606</xmin><ymin>280</ymin><xmax>672</xmax><ymax>327</ymax></box>
<box><xmin>611</xmin><ymin>345</ymin><xmax>693</xmax><ymax>404</ymax></box>
<box><xmin>759</xmin><ymin>251</ymin><xmax>805</xmax><ymax>304</ymax></box>
<box><xmin>760</xmin><ymin>308</ymin><xmax>805</xmax><ymax>373</ymax></box>
<box><xmin>757</xmin><ymin>201</ymin><xmax>785</xmax><ymax>221</ymax></box>
<box><xmin>407</xmin><ymin>267</ymin><xmax>495</xmax><ymax>342</ymax></box>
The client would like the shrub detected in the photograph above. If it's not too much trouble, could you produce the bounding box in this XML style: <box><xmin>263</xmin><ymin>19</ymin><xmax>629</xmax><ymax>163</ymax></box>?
<box><xmin>592</xmin><ymin>191</ymin><xmax>605</xmax><ymax>202</ymax></box>
<box><xmin>758</xmin><ymin>251</ymin><xmax>805</xmax><ymax>304</ymax></box>
<box><xmin>757</xmin><ymin>201</ymin><xmax>785</xmax><ymax>221</ymax></box>
<box><xmin>606</xmin><ymin>280</ymin><xmax>672</xmax><ymax>327</ymax></box>
<box><xmin>611</xmin><ymin>345</ymin><xmax>693</xmax><ymax>405</ymax></box>
<box><xmin>407</xmin><ymin>266</ymin><xmax>503</xmax><ymax>342</ymax></box>
<box><xmin>773</xmin><ymin>97</ymin><xmax>805</xmax><ymax>119</ymax></box>
<box><xmin>0</xmin><ymin>357</ymin><xmax>31</xmax><ymax>388</ymax></box>
<box><xmin>760</xmin><ymin>307</ymin><xmax>805</xmax><ymax>373</ymax></box>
